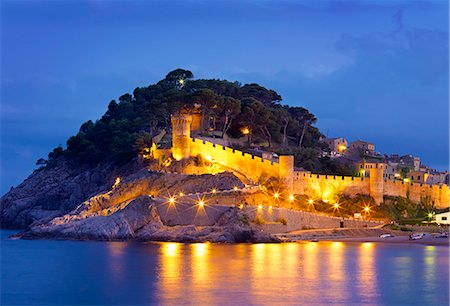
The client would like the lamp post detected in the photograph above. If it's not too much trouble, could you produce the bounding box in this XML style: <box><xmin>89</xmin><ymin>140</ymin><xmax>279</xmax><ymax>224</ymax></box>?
<box><xmin>242</xmin><ymin>127</ymin><xmax>250</xmax><ymax>146</ymax></box>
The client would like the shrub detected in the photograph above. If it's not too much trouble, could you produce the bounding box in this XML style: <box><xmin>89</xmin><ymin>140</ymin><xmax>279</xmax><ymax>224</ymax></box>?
<box><xmin>253</xmin><ymin>215</ymin><xmax>265</xmax><ymax>225</ymax></box>
<box><xmin>277</xmin><ymin>217</ymin><xmax>287</xmax><ymax>225</ymax></box>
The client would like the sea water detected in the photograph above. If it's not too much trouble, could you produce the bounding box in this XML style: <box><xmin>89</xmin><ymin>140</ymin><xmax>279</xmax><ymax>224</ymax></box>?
<box><xmin>1</xmin><ymin>230</ymin><xmax>448</xmax><ymax>305</ymax></box>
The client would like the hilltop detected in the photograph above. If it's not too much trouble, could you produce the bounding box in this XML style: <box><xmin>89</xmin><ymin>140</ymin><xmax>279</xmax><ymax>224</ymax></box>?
<box><xmin>37</xmin><ymin>68</ymin><xmax>352</xmax><ymax>175</ymax></box>
<box><xmin>1</xmin><ymin>69</ymin><xmax>339</xmax><ymax>230</ymax></box>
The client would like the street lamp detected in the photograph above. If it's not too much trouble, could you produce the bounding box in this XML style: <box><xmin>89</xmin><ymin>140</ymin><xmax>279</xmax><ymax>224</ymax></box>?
<box><xmin>241</xmin><ymin>127</ymin><xmax>250</xmax><ymax>146</ymax></box>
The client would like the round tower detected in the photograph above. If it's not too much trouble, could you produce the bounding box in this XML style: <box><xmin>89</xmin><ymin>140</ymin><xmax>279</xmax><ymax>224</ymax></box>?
<box><xmin>171</xmin><ymin>114</ymin><xmax>192</xmax><ymax>161</ymax></box>
<box><xmin>279</xmin><ymin>155</ymin><xmax>294</xmax><ymax>194</ymax></box>
<box><xmin>369</xmin><ymin>163</ymin><xmax>385</xmax><ymax>205</ymax></box>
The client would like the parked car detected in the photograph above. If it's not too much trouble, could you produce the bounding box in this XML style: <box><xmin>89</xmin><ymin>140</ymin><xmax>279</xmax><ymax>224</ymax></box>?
<box><xmin>380</xmin><ymin>233</ymin><xmax>394</xmax><ymax>238</ymax></box>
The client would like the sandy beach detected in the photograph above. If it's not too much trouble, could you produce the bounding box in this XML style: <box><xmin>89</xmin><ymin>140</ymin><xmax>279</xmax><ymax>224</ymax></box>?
<box><xmin>275</xmin><ymin>228</ymin><xmax>449</xmax><ymax>246</ymax></box>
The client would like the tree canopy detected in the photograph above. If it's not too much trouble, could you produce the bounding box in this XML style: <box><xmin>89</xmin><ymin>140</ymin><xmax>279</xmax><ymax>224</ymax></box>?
<box><xmin>44</xmin><ymin>69</ymin><xmax>350</xmax><ymax>174</ymax></box>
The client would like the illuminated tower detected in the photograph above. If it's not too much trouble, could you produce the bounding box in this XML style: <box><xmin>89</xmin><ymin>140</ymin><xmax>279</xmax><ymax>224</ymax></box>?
<box><xmin>171</xmin><ymin>114</ymin><xmax>192</xmax><ymax>161</ymax></box>
<box><xmin>369</xmin><ymin>163</ymin><xmax>385</xmax><ymax>205</ymax></box>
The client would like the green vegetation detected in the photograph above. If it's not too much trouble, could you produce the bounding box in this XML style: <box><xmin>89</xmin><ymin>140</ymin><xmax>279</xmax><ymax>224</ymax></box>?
<box><xmin>40</xmin><ymin>69</ymin><xmax>351</xmax><ymax>174</ymax></box>
<box><xmin>380</xmin><ymin>195</ymin><xmax>436</xmax><ymax>224</ymax></box>
<box><xmin>277</xmin><ymin>217</ymin><xmax>288</xmax><ymax>225</ymax></box>
<box><xmin>253</xmin><ymin>215</ymin><xmax>266</xmax><ymax>225</ymax></box>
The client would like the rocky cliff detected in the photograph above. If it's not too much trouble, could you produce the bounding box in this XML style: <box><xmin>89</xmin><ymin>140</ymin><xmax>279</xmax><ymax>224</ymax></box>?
<box><xmin>1</xmin><ymin>157</ymin><xmax>145</xmax><ymax>229</ymax></box>
<box><xmin>3</xmin><ymin>158</ymin><xmax>277</xmax><ymax>243</ymax></box>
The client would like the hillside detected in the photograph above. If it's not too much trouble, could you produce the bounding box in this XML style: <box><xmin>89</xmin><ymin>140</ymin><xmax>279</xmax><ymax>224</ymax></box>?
<box><xmin>1</xmin><ymin>69</ymin><xmax>352</xmax><ymax>229</ymax></box>
<box><xmin>40</xmin><ymin>69</ymin><xmax>352</xmax><ymax>174</ymax></box>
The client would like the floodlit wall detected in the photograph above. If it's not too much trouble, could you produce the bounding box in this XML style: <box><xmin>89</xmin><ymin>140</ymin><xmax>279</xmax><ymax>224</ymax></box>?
<box><xmin>189</xmin><ymin>138</ymin><xmax>280</xmax><ymax>183</ymax></box>
<box><xmin>384</xmin><ymin>180</ymin><xmax>450</xmax><ymax>209</ymax></box>
<box><xmin>293</xmin><ymin>172</ymin><xmax>370</xmax><ymax>202</ymax></box>
<box><xmin>169</xmin><ymin>114</ymin><xmax>449</xmax><ymax>208</ymax></box>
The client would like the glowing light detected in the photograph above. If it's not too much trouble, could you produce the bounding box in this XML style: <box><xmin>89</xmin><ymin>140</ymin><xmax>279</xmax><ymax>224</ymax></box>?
<box><xmin>274</xmin><ymin>193</ymin><xmax>280</xmax><ymax>199</ymax></box>
<box><xmin>205</xmin><ymin>155</ymin><xmax>212</xmax><ymax>162</ymax></box>
<box><xmin>165</xmin><ymin>243</ymin><xmax>179</xmax><ymax>257</ymax></box>
<box><xmin>112</xmin><ymin>177</ymin><xmax>121</xmax><ymax>189</ymax></box>
<box><xmin>269</xmin><ymin>205</ymin><xmax>272</xmax><ymax>210</ymax></box>
<box><xmin>179</xmin><ymin>192</ymin><xmax>184</xmax><ymax>197</ymax></box>
<box><xmin>173</xmin><ymin>154</ymin><xmax>182</xmax><ymax>161</ymax></box>
<box><xmin>364</xmin><ymin>206</ymin><xmax>370</xmax><ymax>213</ymax></box>
<box><xmin>338</xmin><ymin>145</ymin><xmax>347</xmax><ymax>152</ymax></box>
<box><xmin>178</xmin><ymin>79</ymin><xmax>184</xmax><ymax>85</ymax></box>
<box><xmin>169</xmin><ymin>197</ymin><xmax>176</xmax><ymax>205</ymax></box>
<box><xmin>428</xmin><ymin>212</ymin><xmax>433</xmax><ymax>219</ymax></box>
<box><xmin>198</xmin><ymin>200</ymin><xmax>205</xmax><ymax>207</ymax></box>
<box><xmin>212</xmin><ymin>188</ymin><xmax>217</xmax><ymax>194</ymax></box>
<box><xmin>394</xmin><ymin>173</ymin><xmax>400</xmax><ymax>178</ymax></box>
<box><xmin>323</xmin><ymin>199</ymin><xmax>329</xmax><ymax>203</ymax></box>
<box><xmin>403</xmin><ymin>178</ymin><xmax>410</xmax><ymax>183</ymax></box>
<box><xmin>308</xmin><ymin>199</ymin><xmax>314</xmax><ymax>205</ymax></box>
<box><xmin>234</xmin><ymin>186</ymin><xmax>238</xmax><ymax>191</ymax></box>
<box><xmin>289</xmin><ymin>195</ymin><xmax>295</xmax><ymax>202</ymax></box>
<box><xmin>241</xmin><ymin>127</ymin><xmax>250</xmax><ymax>135</ymax></box>
<box><xmin>239</xmin><ymin>204</ymin><xmax>244</xmax><ymax>209</ymax></box>
<box><xmin>333</xmin><ymin>203</ymin><xmax>339</xmax><ymax>209</ymax></box>
<box><xmin>257</xmin><ymin>204</ymin><xmax>263</xmax><ymax>211</ymax></box>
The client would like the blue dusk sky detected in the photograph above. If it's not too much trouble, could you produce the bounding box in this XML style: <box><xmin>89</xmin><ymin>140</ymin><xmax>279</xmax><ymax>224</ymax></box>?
<box><xmin>1</xmin><ymin>0</ymin><xmax>448</xmax><ymax>194</ymax></box>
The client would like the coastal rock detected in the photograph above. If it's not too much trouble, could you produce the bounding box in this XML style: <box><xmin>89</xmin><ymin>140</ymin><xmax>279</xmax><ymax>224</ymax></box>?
<box><xmin>0</xmin><ymin>157</ymin><xmax>144</xmax><ymax>229</ymax></box>
<box><xmin>23</xmin><ymin>196</ymin><xmax>163</xmax><ymax>240</ymax></box>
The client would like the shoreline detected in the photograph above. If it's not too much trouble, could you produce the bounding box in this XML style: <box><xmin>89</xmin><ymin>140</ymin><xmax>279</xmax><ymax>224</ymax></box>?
<box><xmin>3</xmin><ymin>228</ymin><xmax>449</xmax><ymax>246</ymax></box>
<box><xmin>275</xmin><ymin>227</ymin><xmax>449</xmax><ymax>246</ymax></box>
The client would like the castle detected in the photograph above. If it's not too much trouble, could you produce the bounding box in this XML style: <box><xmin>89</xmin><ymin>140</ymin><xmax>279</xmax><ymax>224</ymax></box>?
<box><xmin>164</xmin><ymin>114</ymin><xmax>449</xmax><ymax>209</ymax></box>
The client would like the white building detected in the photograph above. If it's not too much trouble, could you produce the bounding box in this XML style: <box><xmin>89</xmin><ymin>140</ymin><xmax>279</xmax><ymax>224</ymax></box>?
<box><xmin>434</xmin><ymin>212</ymin><xmax>450</xmax><ymax>225</ymax></box>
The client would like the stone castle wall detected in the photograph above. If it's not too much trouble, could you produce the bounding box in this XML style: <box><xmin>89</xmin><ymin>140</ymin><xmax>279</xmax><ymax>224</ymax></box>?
<box><xmin>189</xmin><ymin>138</ymin><xmax>280</xmax><ymax>183</ymax></box>
<box><xmin>292</xmin><ymin>172</ymin><xmax>370</xmax><ymax>201</ymax></box>
<box><xmin>187</xmin><ymin>138</ymin><xmax>450</xmax><ymax>208</ymax></box>
<box><xmin>170</xmin><ymin>114</ymin><xmax>449</xmax><ymax>209</ymax></box>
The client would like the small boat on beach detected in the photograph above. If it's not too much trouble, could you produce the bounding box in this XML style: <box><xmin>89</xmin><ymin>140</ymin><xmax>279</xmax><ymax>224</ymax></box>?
<box><xmin>409</xmin><ymin>233</ymin><xmax>425</xmax><ymax>240</ymax></box>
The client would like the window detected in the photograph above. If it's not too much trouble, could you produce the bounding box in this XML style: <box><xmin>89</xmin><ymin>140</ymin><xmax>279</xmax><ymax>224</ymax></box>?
<box><xmin>442</xmin><ymin>217</ymin><xmax>447</xmax><ymax>221</ymax></box>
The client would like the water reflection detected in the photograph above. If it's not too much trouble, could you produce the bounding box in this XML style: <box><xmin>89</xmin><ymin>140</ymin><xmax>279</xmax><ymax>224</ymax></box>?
<box><xmin>358</xmin><ymin>242</ymin><xmax>378</xmax><ymax>302</ymax></box>
<box><xmin>107</xmin><ymin>241</ymin><xmax>127</xmax><ymax>279</ymax></box>
<box><xmin>190</xmin><ymin>243</ymin><xmax>211</xmax><ymax>302</ymax></box>
<box><xmin>423</xmin><ymin>246</ymin><xmax>436</xmax><ymax>296</ymax></box>
<box><xmin>158</xmin><ymin>242</ymin><xmax>183</xmax><ymax>304</ymax></box>
<box><xmin>326</xmin><ymin>242</ymin><xmax>349</xmax><ymax>302</ymax></box>
<box><xmin>154</xmin><ymin>241</ymin><xmax>448</xmax><ymax>305</ymax></box>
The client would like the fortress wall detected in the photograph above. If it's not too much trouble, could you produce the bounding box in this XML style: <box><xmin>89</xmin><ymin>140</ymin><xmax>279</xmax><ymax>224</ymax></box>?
<box><xmin>189</xmin><ymin>138</ymin><xmax>280</xmax><ymax>182</ymax></box>
<box><xmin>383</xmin><ymin>180</ymin><xmax>450</xmax><ymax>209</ymax></box>
<box><xmin>292</xmin><ymin>172</ymin><xmax>370</xmax><ymax>201</ymax></box>
<box><xmin>245</xmin><ymin>206</ymin><xmax>382</xmax><ymax>233</ymax></box>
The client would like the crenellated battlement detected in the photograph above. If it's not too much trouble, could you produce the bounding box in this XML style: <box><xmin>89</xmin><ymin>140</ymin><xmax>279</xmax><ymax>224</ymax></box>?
<box><xmin>169</xmin><ymin>113</ymin><xmax>450</xmax><ymax>208</ymax></box>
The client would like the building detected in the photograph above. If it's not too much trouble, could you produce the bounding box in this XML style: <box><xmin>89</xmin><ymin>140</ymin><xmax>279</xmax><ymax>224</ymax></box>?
<box><xmin>408</xmin><ymin>171</ymin><xmax>429</xmax><ymax>184</ymax></box>
<box><xmin>320</xmin><ymin>137</ymin><xmax>348</xmax><ymax>154</ymax></box>
<box><xmin>408</xmin><ymin>170</ymin><xmax>448</xmax><ymax>185</ymax></box>
<box><xmin>349</xmin><ymin>140</ymin><xmax>375</xmax><ymax>155</ymax></box>
<box><xmin>356</xmin><ymin>161</ymin><xmax>385</xmax><ymax>177</ymax></box>
<box><xmin>387</xmin><ymin>154</ymin><xmax>421</xmax><ymax>171</ymax></box>
<box><xmin>434</xmin><ymin>212</ymin><xmax>450</xmax><ymax>225</ymax></box>
<box><xmin>384</xmin><ymin>163</ymin><xmax>398</xmax><ymax>180</ymax></box>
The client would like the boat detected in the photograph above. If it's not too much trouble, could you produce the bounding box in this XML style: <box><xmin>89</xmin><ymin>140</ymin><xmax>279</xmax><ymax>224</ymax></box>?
<box><xmin>409</xmin><ymin>233</ymin><xmax>425</xmax><ymax>240</ymax></box>
<box><xmin>380</xmin><ymin>233</ymin><xmax>394</xmax><ymax>238</ymax></box>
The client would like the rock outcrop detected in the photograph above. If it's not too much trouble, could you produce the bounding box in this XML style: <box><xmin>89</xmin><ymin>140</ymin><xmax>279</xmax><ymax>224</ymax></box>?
<box><xmin>19</xmin><ymin>197</ymin><xmax>277</xmax><ymax>243</ymax></box>
<box><xmin>0</xmin><ymin>157</ymin><xmax>144</xmax><ymax>229</ymax></box>
<box><xmin>11</xmin><ymin>166</ymin><xmax>277</xmax><ymax>243</ymax></box>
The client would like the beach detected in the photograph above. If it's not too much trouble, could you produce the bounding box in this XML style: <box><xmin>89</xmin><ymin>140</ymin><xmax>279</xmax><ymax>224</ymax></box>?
<box><xmin>275</xmin><ymin>227</ymin><xmax>449</xmax><ymax>246</ymax></box>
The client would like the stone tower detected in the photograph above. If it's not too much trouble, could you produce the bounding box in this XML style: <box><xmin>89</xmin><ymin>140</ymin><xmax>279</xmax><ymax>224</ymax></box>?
<box><xmin>279</xmin><ymin>155</ymin><xmax>294</xmax><ymax>194</ymax></box>
<box><xmin>369</xmin><ymin>163</ymin><xmax>385</xmax><ymax>205</ymax></box>
<box><xmin>171</xmin><ymin>114</ymin><xmax>192</xmax><ymax>161</ymax></box>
